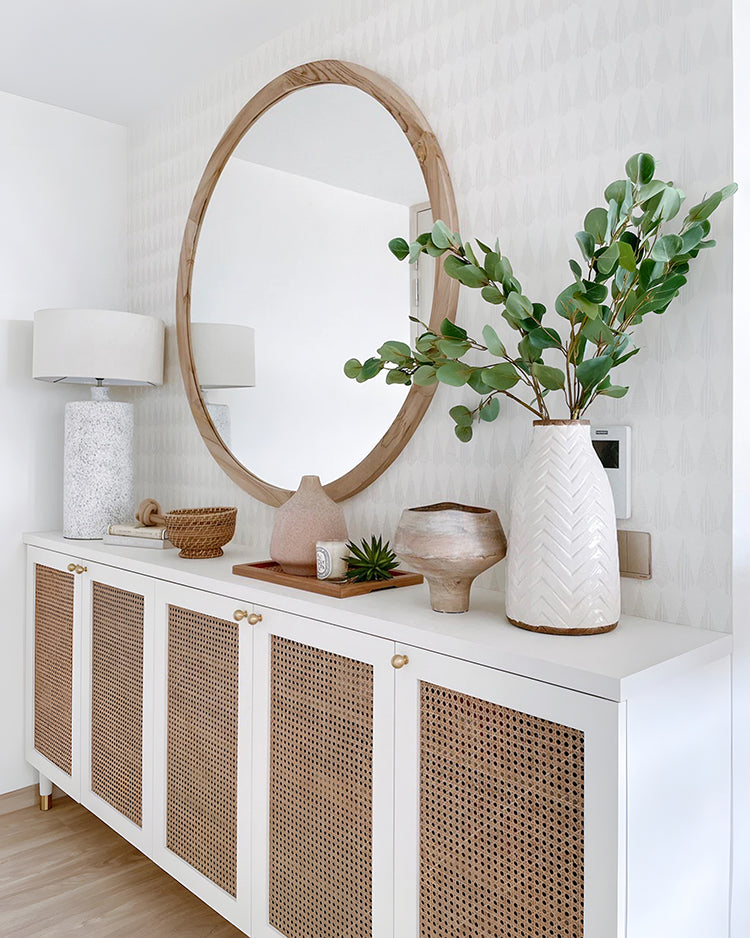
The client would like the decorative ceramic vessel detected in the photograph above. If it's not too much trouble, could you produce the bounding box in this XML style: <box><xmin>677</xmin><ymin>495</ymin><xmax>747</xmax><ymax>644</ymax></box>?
<box><xmin>505</xmin><ymin>420</ymin><xmax>620</xmax><ymax>635</ymax></box>
<box><xmin>270</xmin><ymin>475</ymin><xmax>348</xmax><ymax>576</ymax></box>
<box><xmin>393</xmin><ymin>502</ymin><xmax>507</xmax><ymax>613</ymax></box>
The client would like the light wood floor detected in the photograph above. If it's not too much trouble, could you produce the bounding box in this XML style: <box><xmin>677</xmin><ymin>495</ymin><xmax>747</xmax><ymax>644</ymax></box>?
<box><xmin>0</xmin><ymin>795</ymin><xmax>244</xmax><ymax>936</ymax></box>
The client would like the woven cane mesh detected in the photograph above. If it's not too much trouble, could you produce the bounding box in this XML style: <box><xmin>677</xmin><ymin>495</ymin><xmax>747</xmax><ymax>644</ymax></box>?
<box><xmin>419</xmin><ymin>682</ymin><xmax>584</xmax><ymax>938</ymax></box>
<box><xmin>166</xmin><ymin>604</ymin><xmax>238</xmax><ymax>896</ymax></box>
<box><xmin>90</xmin><ymin>582</ymin><xmax>144</xmax><ymax>826</ymax></box>
<box><xmin>269</xmin><ymin>636</ymin><xmax>373</xmax><ymax>938</ymax></box>
<box><xmin>34</xmin><ymin>564</ymin><xmax>74</xmax><ymax>775</ymax></box>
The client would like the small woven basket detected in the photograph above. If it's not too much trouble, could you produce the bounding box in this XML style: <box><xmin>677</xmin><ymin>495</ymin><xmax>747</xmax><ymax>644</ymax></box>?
<box><xmin>165</xmin><ymin>507</ymin><xmax>237</xmax><ymax>559</ymax></box>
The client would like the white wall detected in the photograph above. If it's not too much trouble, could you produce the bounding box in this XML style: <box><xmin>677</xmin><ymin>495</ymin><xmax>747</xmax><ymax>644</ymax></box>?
<box><xmin>732</xmin><ymin>0</ymin><xmax>749</xmax><ymax>931</ymax></box>
<box><xmin>129</xmin><ymin>0</ymin><xmax>734</xmax><ymax>633</ymax></box>
<box><xmin>193</xmin><ymin>156</ymin><xmax>411</xmax><ymax>489</ymax></box>
<box><xmin>0</xmin><ymin>91</ymin><xmax>126</xmax><ymax>794</ymax></box>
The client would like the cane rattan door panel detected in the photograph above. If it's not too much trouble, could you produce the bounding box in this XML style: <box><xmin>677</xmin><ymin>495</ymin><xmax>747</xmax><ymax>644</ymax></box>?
<box><xmin>419</xmin><ymin>682</ymin><xmax>585</xmax><ymax>938</ymax></box>
<box><xmin>166</xmin><ymin>604</ymin><xmax>239</xmax><ymax>897</ymax></box>
<box><xmin>90</xmin><ymin>581</ymin><xmax>144</xmax><ymax>826</ymax></box>
<box><xmin>268</xmin><ymin>636</ymin><xmax>374</xmax><ymax>938</ymax></box>
<box><xmin>34</xmin><ymin>563</ymin><xmax>75</xmax><ymax>774</ymax></box>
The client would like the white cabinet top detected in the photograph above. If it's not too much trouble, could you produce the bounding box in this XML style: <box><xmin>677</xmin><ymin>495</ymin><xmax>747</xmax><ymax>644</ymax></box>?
<box><xmin>25</xmin><ymin>531</ymin><xmax>731</xmax><ymax>702</ymax></box>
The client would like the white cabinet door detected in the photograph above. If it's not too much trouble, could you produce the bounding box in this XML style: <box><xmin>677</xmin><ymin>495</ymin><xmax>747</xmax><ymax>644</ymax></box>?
<box><xmin>79</xmin><ymin>563</ymin><xmax>154</xmax><ymax>856</ymax></box>
<box><xmin>151</xmin><ymin>581</ymin><xmax>253</xmax><ymax>935</ymax></box>
<box><xmin>393</xmin><ymin>643</ymin><xmax>626</xmax><ymax>938</ymax></box>
<box><xmin>251</xmin><ymin>609</ymin><xmax>395</xmax><ymax>938</ymax></box>
<box><xmin>25</xmin><ymin>546</ymin><xmax>84</xmax><ymax>801</ymax></box>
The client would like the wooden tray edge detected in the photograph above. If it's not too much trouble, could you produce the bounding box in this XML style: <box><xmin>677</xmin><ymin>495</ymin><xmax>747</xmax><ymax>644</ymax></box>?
<box><xmin>232</xmin><ymin>561</ymin><xmax>423</xmax><ymax>598</ymax></box>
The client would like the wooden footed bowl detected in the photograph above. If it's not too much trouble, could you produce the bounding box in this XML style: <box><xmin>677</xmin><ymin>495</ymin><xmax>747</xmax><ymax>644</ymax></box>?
<box><xmin>165</xmin><ymin>507</ymin><xmax>237</xmax><ymax>559</ymax></box>
<box><xmin>394</xmin><ymin>502</ymin><xmax>506</xmax><ymax>613</ymax></box>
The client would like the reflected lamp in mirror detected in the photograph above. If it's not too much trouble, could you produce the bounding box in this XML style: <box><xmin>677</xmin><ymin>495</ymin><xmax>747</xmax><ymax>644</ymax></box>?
<box><xmin>32</xmin><ymin>308</ymin><xmax>165</xmax><ymax>539</ymax></box>
<box><xmin>191</xmin><ymin>322</ymin><xmax>255</xmax><ymax>448</ymax></box>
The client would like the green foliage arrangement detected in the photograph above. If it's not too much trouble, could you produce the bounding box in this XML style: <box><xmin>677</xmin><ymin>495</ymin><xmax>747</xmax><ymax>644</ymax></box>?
<box><xmin>345</xmin><ymin>153</ymin><xmax>736</xmax><ymax>441</ymax></box>
<box><xmin>344</xmin><ymin>536</ymin><xmax>400</xmax><ymax>582</ymax></box>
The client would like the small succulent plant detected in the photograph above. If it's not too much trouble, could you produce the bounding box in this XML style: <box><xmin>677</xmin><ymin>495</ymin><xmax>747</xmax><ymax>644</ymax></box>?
<box><xmin>344</xmin><ymin>536</ymin><xmax>400</xmax><ymax>582</ymax></box>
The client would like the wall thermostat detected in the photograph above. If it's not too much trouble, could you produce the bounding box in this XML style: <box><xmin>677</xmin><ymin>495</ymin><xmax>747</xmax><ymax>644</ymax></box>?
<box><xmin>590</xmin><ymin>426</ymin><xmax>631</xmax><ymax>519</ymax></box>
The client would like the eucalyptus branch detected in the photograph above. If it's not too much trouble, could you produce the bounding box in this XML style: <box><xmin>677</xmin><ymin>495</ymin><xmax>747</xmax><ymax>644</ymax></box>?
<box><xmin>345</xmin><ymin>153</ymin><xmax>736</xmax><ymax>442</ymax></box>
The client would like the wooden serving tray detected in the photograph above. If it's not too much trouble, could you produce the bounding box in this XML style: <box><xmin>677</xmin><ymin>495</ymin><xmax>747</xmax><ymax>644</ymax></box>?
<box><xmin>232</xmin><ymin>560</ymin><xmax>423</xmax><ymax>598</ymax></box>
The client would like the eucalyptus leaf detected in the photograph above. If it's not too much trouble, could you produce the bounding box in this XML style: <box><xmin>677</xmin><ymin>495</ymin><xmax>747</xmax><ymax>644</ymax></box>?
<box><xmin>528</xmin><ymin>326</ymin><xmax>562</xmax><ymax>350</ymax></box>
<box><xmin>467</xmin><ymin>370</ymin><xmax>494</xmax><ymax>395</ymax></box>
<box><xmin>440</xmin><ymin>318</ymin><xmax>468</xmax><ymax>340</ymax></box>
<box><xmin>584</xmin><ymin>207</ymin><xmax>608</xmax><ymax>243</ymax></box>
<box><xmin>482</xmin><ymin>324</ymin><xmax>506</xmax><ymax>357</ymax></box>
<box><xmin>343</xmin><ymin>358</ymin><xmax>362</xmax><ymax>379</ymax></box>
<box><xmin>596</xmin><ymin>243</ymin><xmax>620</xmax><ymax>275</ymax></box>
<box><xmin>482</xmin><ymin>363</ymin><xmax>520</xmax><ymax>391</ymax></box>
<box><xmin>454</xmin><ymin>425</ymin><xmax>473</xmax><ymax>443</ymax></box>
<box><xmin>431</xmin><ymin>220</ymin><xmax>453</xmax><ymax>249</ymax></box>
<box><xmin>576</xmin><ymin>355</ymin><xmax>612</xmax><ymax>389</ymax></box>
<box><xmin>505</xmin><ymin>291</ymin><xmax>534</xmax><ymax>319</ymax></box>
<box><xmin>604</xmin><ymin>179</ymin><xmax>627</xmax><ymax>204</ymax></box>
<box><xmin>651</xmin><ymin>233</ymin><xmax>683</xmax><ymax>262</ymax></box>
<box><xmin>388</xmin><ymin>238</ymin><xmax>409</xmax><ymax>261</ymax></box>
<box><xmin>581</xmin><ymin>317</ymin><xmax>615</xmax><ymax>345</ymax></box>
<box><xmin>686</xmin><ymin>190</ymin><xmax>722</xmax><ymax>223</ymax></box>
<box><xmin>444</xmin><ymin>254</ymin><xmax>489</xmax><ymax>287</ymax></box>
<box><xmin>358</xmin><ymin>357</ymin><xmax>384</xmax><ymax>381</ymax></box>
<box><xmin>617</xmin><ymin>241</ymin><xmax>637</xmax><ymax>272</ymax></box>
<box><xmin>412</xmin><ymin>364</ymin><xmax>437</xmax><ymax>386</ymax></box>
<box><xmin>531</xmin><ymin>363</ymin><xmax>565</xmax><ymax>390</ymax></box>
<box><xmin>449</xmin><ymin>404</ymin><xmax>474</xmax><ymax>427</ymax></box>
<box><xmin>480</xmin><ymin>397</ymin><xmax>501</xmax><ymax>422</ymax></box>
<box><xmin>625</xmin><ymin>152</ymin><xmax>655</xmax><ymax>185</ymax></box>
<box><xmin>386</xmin><ymin>369</ymin><xmax>411</xmax><ymax>385</ymax></box>
<box><xmin>481</xmin><ymin>284</ymin><xmax>504</xmax><ymax>304</ymax></box>
<box><xmin>437</xmin><ymin>338</ymin><xmax>471</xmax><ymax>358</ymax></box>
<box><xmin>377</xmin><ymin>340</ymin><xmax>412</xmax><ymax>362</ymax></box>
<box><xmin>436</xmin><ymin>361</ymin><xmax>472</xmax><ymax>386</ymax></box>
<box><xmin>576</xmin><ymin>230</ymin><xmax>595</xmax><ymax>260</ymax></box>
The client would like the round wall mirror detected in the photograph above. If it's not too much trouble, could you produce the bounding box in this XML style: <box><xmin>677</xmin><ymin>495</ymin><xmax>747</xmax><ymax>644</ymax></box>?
<box><xmin>177</xmin><ymin>60</ymin><xmax>458</xmax><ymax>506</ymax></box>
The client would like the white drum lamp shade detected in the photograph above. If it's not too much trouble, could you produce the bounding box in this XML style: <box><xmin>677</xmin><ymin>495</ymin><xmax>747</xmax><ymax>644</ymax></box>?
<box><xmin>33</xmin><ymin>309</ymin><xmax>165</xmax><ymax>539</ymax></box>
<box><xmin>190</xmin><ymin>322</ymin><xmax>255</xmax><ymax>389</ymax></box>
<box><xmin>191</xmin><ymin>323</ymin><xmax>255</xmax><ymax>448</ymax></box>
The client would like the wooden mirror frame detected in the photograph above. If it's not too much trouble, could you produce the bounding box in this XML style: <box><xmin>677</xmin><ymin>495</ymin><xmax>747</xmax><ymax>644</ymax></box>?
<box><xmin>176</xmin><ymin>60</ymin><xmax>459</xmax><ymax>507</ymax></box>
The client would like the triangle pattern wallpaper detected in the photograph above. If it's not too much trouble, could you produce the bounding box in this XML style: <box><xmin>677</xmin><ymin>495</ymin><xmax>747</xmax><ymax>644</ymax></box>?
<box><xmin>128</xmin><ymin>0</ymin><xmax>733</xmax><ymax>631</ymax></box>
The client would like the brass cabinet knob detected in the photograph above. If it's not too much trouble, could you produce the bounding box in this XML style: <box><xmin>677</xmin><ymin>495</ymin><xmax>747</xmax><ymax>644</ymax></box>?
<box><xmin>391</xmin><ymin>653</ymin><xmax>409</xmax><ymax>670</ymax></box>
<box><xmin>248</xmin><ymin>613</ymin><xmax>263</xmax><ymax>625</ymax></box>
<box><xmin>74</xmin><ymin>565</ymin><xmax>87</xmax><ymax>575</ymax></box>
<box><xmin>67</xmin><ymin>563</ymin><xmax>76</xmax><ymax>572</ymax></box>
<box><xmin>234</xmin><ymin>610</ymin><xmax>263</xmax><ymax>625</ymax></box>
<box><xmin>233</xmin><ymin>609</ymin><xmax>248</xmax><ymax>622</ymax></box>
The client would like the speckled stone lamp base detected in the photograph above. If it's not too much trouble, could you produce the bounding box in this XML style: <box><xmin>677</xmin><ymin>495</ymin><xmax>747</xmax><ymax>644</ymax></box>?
<box><xmin>63</xmin><ymin>390</ymin><xmax>134</xmax><ymax>539</ymax></box>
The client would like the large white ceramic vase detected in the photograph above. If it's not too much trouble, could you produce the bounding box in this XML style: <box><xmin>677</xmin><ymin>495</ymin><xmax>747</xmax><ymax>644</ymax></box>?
<box><xmin>505</xmin><ymin>420</ymin><xmax>620</xmax><ymax>635</ymax></box>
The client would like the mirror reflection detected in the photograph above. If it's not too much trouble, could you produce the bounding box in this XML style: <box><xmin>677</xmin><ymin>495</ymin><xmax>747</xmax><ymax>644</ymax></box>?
<box><xmin>191</xmin><ymin>84</ymin><xmax>430</xmax><ymax>491</ymax></box>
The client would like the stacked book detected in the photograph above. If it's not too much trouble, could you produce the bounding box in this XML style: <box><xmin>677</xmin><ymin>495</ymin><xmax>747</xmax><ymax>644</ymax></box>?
<box><xmin>103</xmin><ymin>523</ymin><xmax>174</xmax><ymax>550</ymax></box>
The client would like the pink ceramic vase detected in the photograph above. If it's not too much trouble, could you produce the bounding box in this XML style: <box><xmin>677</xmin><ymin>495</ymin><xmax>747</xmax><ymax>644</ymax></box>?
<box><xmin>270</xmin><ymin>475</ymin><xmax>348</xmax><ymax>576</ymax></box>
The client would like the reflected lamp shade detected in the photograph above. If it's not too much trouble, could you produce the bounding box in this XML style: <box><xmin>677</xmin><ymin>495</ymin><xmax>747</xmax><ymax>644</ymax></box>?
<box><xmin>190</xmin><ymin>323</ymin><xmax>255</xmax><ymax>389</ymax></box>
<box><xmin>191</xmin><ymin>323</ymin><xmax>255</xmax><ymax>448</ymax></box>
<box><xmin>33</xmin><ymin>309</ymin><xmax>165</xmax><ymax>539</ymax></box>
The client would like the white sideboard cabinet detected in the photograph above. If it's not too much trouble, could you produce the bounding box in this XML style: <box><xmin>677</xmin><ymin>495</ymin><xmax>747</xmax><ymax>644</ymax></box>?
<box><xmin>24</xmin><ymin>534</ymin><xmax>733</xmax><ymax>938</ymax></box>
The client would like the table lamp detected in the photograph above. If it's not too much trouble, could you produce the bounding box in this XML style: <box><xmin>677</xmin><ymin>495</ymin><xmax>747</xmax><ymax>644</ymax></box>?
<box><xmin>32</xmin><ymin>308</ymin><xmax>165</xmax><ymax>539</ymax></box>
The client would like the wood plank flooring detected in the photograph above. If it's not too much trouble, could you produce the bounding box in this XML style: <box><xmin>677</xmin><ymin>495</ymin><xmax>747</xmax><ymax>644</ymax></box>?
<box><xmin>0</xmin><ymin>795</ymin><xmax>244</xmax><ymax>937</ymax></box>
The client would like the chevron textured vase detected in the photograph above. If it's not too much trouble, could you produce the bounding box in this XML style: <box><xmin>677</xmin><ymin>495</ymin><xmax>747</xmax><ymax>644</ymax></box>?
<box><xmin>505</xmin><ymin>421</ymin><xmax>620</xmax><ymax>635</ymax></box>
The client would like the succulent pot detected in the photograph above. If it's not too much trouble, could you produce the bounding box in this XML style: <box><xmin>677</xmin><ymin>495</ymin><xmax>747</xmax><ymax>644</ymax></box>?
<box><xmin>270</xmin><ymin>475</ymin><xmax>348</xmax><ymax>576</ymax></box>
<box><xmin>394</xmin><ymin>502</ymin><xmax>507</xmax><ymax>613</ymax></box>
<box><xmin>505</xmin><ymin>420</ymin><xmax>620</xmax><ymax>635</ymax></box>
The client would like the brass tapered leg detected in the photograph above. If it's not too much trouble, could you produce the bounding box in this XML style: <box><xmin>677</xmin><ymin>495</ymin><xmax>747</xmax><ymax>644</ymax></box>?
<box><xmin>39</xmin><ymin>794</ymin><xmax>52</xmax><ymax>811</ymax></box>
